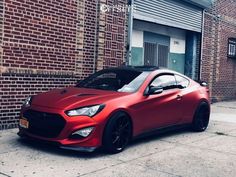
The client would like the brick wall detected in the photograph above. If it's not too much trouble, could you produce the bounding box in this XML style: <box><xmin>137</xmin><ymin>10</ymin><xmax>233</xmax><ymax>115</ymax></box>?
<box><xmin>3</xmin><ymin>0</ymin><xmax>77</xmax><ymax>71</ymax></box>
<box><xmin>81</xmin><ymin>0</ymin><xmax>97</xmax><ymax>76</ymax></box>
<box><xmin>0</xmin><ymin>0</ymin><xmax>128</xmax><ymax>130</ymax></box>
<box><xmin>0</xmin><ymin>73</ymin><xmax>76</xmax><ymax>129</ymax></box>
<box><xmin>201</xmin><ymin>0</ymin><xmax>236</xmax><ymax>102</ymax></box>
<box><xmin>103</xmin><ymin>0</ymin><xmax>127</xmax><ymax>68</ymax></box>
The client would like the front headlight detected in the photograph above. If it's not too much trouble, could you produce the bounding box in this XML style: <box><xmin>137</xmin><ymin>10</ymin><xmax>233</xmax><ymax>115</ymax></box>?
<box><xmin>23</xmin><ymin>96</ymin><xmax>33</xmax><ymax>107</ymax></box>
<box><xmin>66</xmin><ymin>104</ymin><xmax>105</xmax><ymax>117</ymax></box>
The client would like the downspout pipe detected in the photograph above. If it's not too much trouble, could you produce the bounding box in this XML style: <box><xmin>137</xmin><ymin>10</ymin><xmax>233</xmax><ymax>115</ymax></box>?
<box><xmin>199</xmin><ymin>9</ymin><xmax>206</xmax><ymax>80</ymax></box>
<box><xmin>93</xmin><ymin>0</ymin><xmax>99</xmax><ymax>72</ymax></box>
<box><xmin>126</xmin><ymin>0</ymin><xmax>134</xmax><ymax>65</ymax></box>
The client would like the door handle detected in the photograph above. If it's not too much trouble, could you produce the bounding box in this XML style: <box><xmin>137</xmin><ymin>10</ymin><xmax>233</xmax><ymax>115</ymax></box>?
<box><xmin>176</xmin><ymin>95</ymin><xmax>182</xmax><ymax>100</ymax></box>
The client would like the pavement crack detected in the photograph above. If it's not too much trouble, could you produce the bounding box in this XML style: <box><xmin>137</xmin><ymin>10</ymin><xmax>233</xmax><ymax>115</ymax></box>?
<box><xmin>0</xmin><ymin>172</ymin><xmax>11</xmax><ymax>177</ymax></box>
<box><xmin>79</xmin><ymin>162</ymin><xmax>124</xmax><ymax>177</ymax></box>
<box><xmin>121</xmin><ymin>145</ymin><xmax>178</xmax><ymax>163</ymax></box>
<box><xmin>207</xmin><ymin>131</ymin><xmax>236</xmax><ymax>138</ymax></box>
<box><xmin>162</xmin><ymin>140</ymin><xmax>236</xmax><ymax>156</ymax></box>
<box><xmin>158</xmin><ymin>133</ymin><xmax>217</xmax><ymax>145</ymax></box>
<box><xmin>216</xmin><ymin>106</ymin><xmax>236</xmax><ymax>109</ymax></box>
<box><xmin>80</xmin><ymin>146</ymin><xmax>179</xmax><ymax>177</ymax></box>
<box><xmin>135</xmin><ymin>163</ymin><xmax>181</xmax><ymax>177</ymax></box>
<box><xmin>0</xmin><ymin>149</ymin><xmax>19</xmax><ymax>155</ymax></box>
<box><xmin>215</xmin><ymin>131</ymin><xmax>228</xmax><ymax>136</ymax></box>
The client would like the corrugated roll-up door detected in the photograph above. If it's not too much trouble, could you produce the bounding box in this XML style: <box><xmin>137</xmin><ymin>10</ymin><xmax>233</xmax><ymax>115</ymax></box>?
<box><xmin>158</xmin><ymin>45</ymin><xmax>169</xmax><ymax>67</ymax></box>
<box><xmin>133</xmin><ymin>0</ymin><xmax>203</xmax><ymax>32</ymax></box>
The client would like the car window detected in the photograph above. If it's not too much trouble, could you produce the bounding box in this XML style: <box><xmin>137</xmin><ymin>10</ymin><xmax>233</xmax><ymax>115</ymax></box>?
<box><xmin>77</xmin><ymin>69</ymin><xmax>150</xmax><ymax>92</ymax></box>
<box><xmin>82</xmin><ymin>72</ymin><xmax>119</xmax><ymax>90</ymax></box>
<box><xmin>175</xmin><ymin>75</ymin><xmax>189</xmax><ymax>89</ymax></box>
<box><xmin>150</xmin><ymin>74</ymin><xmax>177</xmax><ymax>90</ymax></box>
<box><xmin>118</xmin><ymin>72</ymin><xmax>150</xmax><ymax>92</ymax></box>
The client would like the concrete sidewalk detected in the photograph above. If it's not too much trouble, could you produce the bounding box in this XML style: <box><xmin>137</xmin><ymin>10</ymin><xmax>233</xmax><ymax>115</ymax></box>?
<box><xmin>0</xmin><ymin>101</ymin><xmax>236</xmax><ymax>177</ymax></box>
<box><xmin>211</xmin><ymin>100</ymin><xmax>236</xmax><ymax>123</ymax></box>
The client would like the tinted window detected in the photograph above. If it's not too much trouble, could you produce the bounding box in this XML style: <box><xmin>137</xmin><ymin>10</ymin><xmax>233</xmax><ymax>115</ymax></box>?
<box><xmin>150</xmin><ymin>74</ymin><xmax>176</xmax><ymax>90</ymax></box>
<box><xmin>175</xmin><ymin>75</ymin><xmax>189</xmax><ymax>89</ymax></box>
<box><xmin>80</xmin><ymin>72</ymin><xmax>119</xmax><ymax>90</ymax></box>
<box><xmin>118</xmin><ymin>72</ymin><xmax>150</xmax><ymax>92</ymax></box>
<box><xmin>77</xmin><ymin>69</ymin><xmax>150</xmax><ymax>92</ymax></box>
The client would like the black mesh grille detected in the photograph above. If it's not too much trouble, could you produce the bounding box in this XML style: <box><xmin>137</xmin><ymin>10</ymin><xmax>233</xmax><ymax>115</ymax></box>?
<box><xmin>23</xmin><ymin>109</ymin><xmax>66</xmax><ymax>138</ymax></box>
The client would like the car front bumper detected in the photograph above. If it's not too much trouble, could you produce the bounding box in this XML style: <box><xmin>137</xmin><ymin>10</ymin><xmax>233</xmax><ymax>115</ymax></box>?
<box><xmin>18</xmin><ymin>106</ymin><xmax>106</xmax><ymax>152</ymax></box>
<box><xmin>60</xmin><ymin>145</ymin><xmax>97</xmax><ymax>152</ymax></box>
<box><xmin>18</xmin><ymin>130</ymin><xmax>98</xmax><ymax>152</ymax></box>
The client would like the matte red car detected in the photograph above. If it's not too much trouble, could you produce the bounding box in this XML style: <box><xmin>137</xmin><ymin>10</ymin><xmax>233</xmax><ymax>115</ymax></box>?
<box><xmin>18</xmin><ymin>66</ymin><xmax>210</xmax><ymax>153</ymax></box>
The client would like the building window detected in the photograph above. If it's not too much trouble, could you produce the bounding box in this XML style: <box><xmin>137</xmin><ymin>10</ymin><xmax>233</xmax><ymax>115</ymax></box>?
<box><xmin>228</xmin><ymin>38</ymin><xmax>236</xmax><ymax>58</ymax></box>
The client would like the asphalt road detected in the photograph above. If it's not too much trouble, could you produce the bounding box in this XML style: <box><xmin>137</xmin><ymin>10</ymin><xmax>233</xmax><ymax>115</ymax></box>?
<box><xmin>0</xmin><ymin>101</ymin><xmax>236</xmax><ymax>177</ymax></box>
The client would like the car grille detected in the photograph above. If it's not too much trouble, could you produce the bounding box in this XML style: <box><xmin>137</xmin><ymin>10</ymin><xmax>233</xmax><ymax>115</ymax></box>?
<box><xmin>23</xmin><ymin>109</ymin><xmax>66</xmax><ymax>138</ymax></box>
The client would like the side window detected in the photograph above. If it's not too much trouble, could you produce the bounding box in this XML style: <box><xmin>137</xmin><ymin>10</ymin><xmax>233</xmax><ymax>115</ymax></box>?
<box><xmin>150</xmin><ymin>74</ymin><xmax>177</xmax><ymax>90</ymax></box>
<box><xmin>175</xmin><ymin>75</ymin><xmax>190</xmax><ymax>89</ymax></box>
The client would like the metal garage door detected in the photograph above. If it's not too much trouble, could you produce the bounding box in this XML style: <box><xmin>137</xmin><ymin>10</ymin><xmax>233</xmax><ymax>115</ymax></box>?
<box><xmin>144</xmin><ymin>42</ymin><xmax>157</xmax><ymax>66</ymax></box>
<box><xmin>144</xmin><ymin>42</ymin><xmax>169</xmax><ymax>67</ymax></box>
<box><xmin>133</xmin><ymin>0</ymin><xmax>203</xmax><ymax>32</ymax></box>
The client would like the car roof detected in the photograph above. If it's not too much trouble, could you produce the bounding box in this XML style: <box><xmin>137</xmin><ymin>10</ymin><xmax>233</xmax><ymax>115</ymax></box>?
<box><xmin>123</xmin><ymin>65</ymin><xmax>160</xmax><ymax>71</ymax></box>
<box><xmin>107</xmin><ymin>66</ymin><xmax>191</xmax><ymax>79</ymax></box>
<box><xmin>105</xmin><ymin>65</ymin><xmax>189</xmax><ymax>77</ymax></box>
<box><xmin>118</xmin><ymin>65</ymin><xmax>179</xmax><ymax>74</ymax></box>
<box><xmin>116</xmin><ymin>65</ymin><xmax>160</xmax><ymax>72</ymax></box>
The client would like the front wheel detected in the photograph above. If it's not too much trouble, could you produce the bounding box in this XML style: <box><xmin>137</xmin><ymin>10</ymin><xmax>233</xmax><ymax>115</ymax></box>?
<box><xmin>103</xmin><ymin>113</ymin><xmax>132</xmax><ymax>154</ymax></box>
<box><xmin>192</xmin><ymin>102</ymin><xmax>210</xmax><ymax>132</ymax></box>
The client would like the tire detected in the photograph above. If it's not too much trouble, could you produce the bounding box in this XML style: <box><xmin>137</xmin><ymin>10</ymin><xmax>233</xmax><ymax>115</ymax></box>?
<box><xmin>192</xmin><ymin>102</ymin><xmax>210</xmax><ymax>132</ymax></box>
<box><xmin>103</xmin><ymin>112</ymin><xmax>132</xmax><ymax>154</ymax></box>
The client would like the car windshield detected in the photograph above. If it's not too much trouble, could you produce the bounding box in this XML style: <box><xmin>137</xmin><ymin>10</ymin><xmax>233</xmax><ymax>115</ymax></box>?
<box><xmin>76</xmin><ymin>69</ymin><xmax>150</xmax><ymax>92</ymax></box>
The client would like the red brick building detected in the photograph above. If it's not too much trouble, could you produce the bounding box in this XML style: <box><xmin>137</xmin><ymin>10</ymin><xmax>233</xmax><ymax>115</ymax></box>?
<box><xmin>0</xmin><ymin>0</ymin><xmax>128</xmax><ymax>129</ymax></box>
<box><xmin>201</xmin><ymin>0</ymin><xmax>236</xmax><ymax>102</ymax></box>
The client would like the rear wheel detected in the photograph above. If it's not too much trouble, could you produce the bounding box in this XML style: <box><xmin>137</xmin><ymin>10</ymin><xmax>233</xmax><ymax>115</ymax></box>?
<box><xmin>192</xmin><ymin>102</ymin><xmax>210</xmax><ymax>132</ymax></box>
<box><xmin>103</xmin><ymin>112</ymin><xmax>132</xmax><ymax>153</ymax></box>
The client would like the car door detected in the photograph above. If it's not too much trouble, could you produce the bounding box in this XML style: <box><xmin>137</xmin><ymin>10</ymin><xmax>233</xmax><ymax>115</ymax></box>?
<box><xmin>137</xmin><ymin>74</ymin><xmax>183</xmax><ymax>131</ymax></box>
<box><xmin>174</xmin><ymin>74</ymin><xmax>196</xmax><ymax>124</ymax></box>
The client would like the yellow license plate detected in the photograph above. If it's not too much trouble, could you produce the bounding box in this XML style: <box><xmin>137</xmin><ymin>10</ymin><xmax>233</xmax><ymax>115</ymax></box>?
<box><xmin>19</xmin><ymin>118</ymin><xmax>29</xmax><ymax>129</ymax></box>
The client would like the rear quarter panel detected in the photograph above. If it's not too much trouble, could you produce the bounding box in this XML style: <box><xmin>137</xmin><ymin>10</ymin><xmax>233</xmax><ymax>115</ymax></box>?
<box><xmin>181</xmin><ymin>80</ymin><xmax>210</xmax><ymax>124</ymax></box>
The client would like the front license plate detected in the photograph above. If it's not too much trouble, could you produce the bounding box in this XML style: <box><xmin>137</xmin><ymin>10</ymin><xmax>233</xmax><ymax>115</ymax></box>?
<box><xmin>19</xmin><ymin>118</ymin><xmax>29</xmax><ymax>129</ymax></box>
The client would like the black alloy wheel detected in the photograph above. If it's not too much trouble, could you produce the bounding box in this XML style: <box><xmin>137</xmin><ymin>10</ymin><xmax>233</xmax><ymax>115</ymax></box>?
<box><xmin>192</xmin><ymin>102</ymin><xmax>210</xmax><ymax>132</ymax></box>
<box><xmin>103</xmin><ymin>113</ymin><xmax>132</xmax><ymax>153</ymax></box>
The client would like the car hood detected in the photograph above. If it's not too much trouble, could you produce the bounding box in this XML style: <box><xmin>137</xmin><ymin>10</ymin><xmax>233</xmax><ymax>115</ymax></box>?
<box><xmin>32</xmin><ymin>87</ymin><xmax>129</xmax><ymax>110</ymax></box>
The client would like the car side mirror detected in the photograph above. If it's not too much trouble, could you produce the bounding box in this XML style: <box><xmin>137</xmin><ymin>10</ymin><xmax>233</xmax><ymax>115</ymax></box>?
<box><xmin>200</xmin><ymin>81</ymin><xmax>207</xmax><ymax>87</ymax></box>
<box><xmin>144</xmin><ymin>86</ymin><xmax>163</xmax><ymax>96</ymax></box>
<box><xmin>195</xmin><ymin>80</ymin><xmax>208</xmax><ymax>87</ymax></box>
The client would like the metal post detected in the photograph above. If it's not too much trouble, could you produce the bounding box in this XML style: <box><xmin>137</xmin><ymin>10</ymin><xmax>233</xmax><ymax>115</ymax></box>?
<box><xmin>199</xmin><ymin>9</ymin><xmax>206</xmax><ymax>80</ymax></box>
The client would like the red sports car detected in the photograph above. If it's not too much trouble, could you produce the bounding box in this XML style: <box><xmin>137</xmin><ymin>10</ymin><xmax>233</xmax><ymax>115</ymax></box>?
<box><xmin>18</xmin><ymin>66</ymin><xmax>210</xmax><ymax>153</ymax></box>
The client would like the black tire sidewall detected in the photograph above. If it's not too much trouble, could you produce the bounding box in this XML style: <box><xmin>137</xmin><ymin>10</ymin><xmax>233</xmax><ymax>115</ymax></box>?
<box><xmin>192</xmin><ymin>102</ymin><xmax>210</xmax><ymax>132</ymax></box>
<box><xmin>102</xmin><ymin>112</ymin><xmax>132</xmax><ymax>154</ymax></box>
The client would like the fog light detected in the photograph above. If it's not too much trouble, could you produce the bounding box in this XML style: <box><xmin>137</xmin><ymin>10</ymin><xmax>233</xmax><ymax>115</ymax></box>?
<box><xmin>72</xmin><ymin>127</ymin><xmax>94</xmax><ymax>138</ymax></box>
